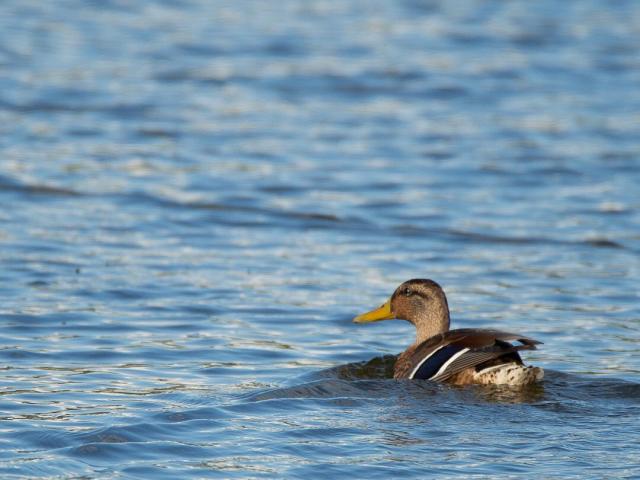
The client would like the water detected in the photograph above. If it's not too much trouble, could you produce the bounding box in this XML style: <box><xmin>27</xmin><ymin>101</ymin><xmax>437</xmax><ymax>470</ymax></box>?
<box><xmin>1</xmin><ymin>0</ymin><xmax>639</xmax><ymax>477</ymax></box>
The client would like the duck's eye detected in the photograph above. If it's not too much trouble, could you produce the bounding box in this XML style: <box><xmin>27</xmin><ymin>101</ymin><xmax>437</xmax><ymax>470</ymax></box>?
<box><xmin>403</xmin><ymin>287</ymin><xmax>412</xmax><ymax>297</ymax></box>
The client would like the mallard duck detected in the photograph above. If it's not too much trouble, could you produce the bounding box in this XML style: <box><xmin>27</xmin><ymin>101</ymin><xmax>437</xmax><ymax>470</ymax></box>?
<box><xmin>353</xmin><ymin>279</ymin><xmax>543</xmax><ymax>385</ymax></box>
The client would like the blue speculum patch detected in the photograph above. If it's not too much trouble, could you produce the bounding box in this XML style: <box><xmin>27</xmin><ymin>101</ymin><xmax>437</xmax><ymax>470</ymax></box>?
<box><xmin>411</xmin><ymin>344</ymin><xmax>466</xmax><ymax>379</ymax></box>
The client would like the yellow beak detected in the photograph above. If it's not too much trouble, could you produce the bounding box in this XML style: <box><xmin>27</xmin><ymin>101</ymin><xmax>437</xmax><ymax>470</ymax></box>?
<box><xmin>353</xmin><ymin>299</ymin><xmax>395</xmax><ymax>323</ymax></box>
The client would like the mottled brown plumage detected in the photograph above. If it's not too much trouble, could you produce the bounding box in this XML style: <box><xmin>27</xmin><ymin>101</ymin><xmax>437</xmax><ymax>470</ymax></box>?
<box><xmin>353</xmin><ymin>279</ymin><xmax>543</xmax><ymax>385</ymax></box>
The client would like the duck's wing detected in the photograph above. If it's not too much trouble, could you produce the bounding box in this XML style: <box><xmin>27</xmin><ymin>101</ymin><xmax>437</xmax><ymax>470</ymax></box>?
<box><xmin>403</xmin><ymin>328</ymin><xmax>542</xmax><ymax>381</ymax></box>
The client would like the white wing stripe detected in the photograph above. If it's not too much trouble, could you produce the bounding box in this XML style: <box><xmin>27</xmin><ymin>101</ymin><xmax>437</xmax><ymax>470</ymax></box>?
<box><xmin>408</xmin><ymin>345</ymin><xmax>444</xmax><ymax>379</ymax></box>
<box><xmin>409</xmin><ymin>346</ymin><xmax>471</xmax><ymax>380</ymax></box>
<box><xmin>429</xmin><ymin>348</ymin><xmax>470</xmax><ymax>380</ymax></box>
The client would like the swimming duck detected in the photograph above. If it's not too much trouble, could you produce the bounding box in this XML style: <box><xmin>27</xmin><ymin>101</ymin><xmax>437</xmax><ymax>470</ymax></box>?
<box><xmin>353</xmin><ymin>279</ymin><xmax>543</xmax><ymax>386</ymax></box>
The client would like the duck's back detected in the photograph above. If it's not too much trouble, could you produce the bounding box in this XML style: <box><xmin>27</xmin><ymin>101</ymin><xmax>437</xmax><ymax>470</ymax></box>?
<box><xmin>394</xmin><ymin>328</ymin><xmax>543</xmax><ymax>385</ymax></box>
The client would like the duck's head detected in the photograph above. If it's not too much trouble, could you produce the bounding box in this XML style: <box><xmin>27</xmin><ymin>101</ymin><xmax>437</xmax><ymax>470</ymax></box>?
<box><xmin>353</xmin><ymin>279</ymin><xmax>451</xmax><ymax>343</ymax></box>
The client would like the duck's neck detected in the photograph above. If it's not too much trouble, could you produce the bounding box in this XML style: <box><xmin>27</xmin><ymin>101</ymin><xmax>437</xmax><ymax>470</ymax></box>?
<box><xmin>413</xmin><ymin>304</ymin><xmax>450</xmax><ymax>345</ymax></box>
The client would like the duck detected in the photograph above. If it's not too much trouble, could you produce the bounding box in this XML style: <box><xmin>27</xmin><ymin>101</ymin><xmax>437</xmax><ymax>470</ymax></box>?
<box><xmin>353</xmin><ymin>279</ymin><xmax>544</xmax><ymax>386</ymax></box>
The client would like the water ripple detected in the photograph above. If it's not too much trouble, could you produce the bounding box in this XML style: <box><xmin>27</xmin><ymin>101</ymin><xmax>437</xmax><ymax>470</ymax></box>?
<box><xmin>1</xmin><ymin>0</ymin><xmax>639</xmax><ymax>478</ymax></box>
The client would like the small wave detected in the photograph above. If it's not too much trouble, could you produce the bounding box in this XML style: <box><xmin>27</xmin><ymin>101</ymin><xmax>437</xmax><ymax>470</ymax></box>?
<box><xmin>243</xmin><ymin>356</ymin><xmax>640</xmax><ymax>407</ymax></box>
<box><xmin>0</xmin><ymin>175</ymin><xmax>81</xmax><ymax>197</ymax></box>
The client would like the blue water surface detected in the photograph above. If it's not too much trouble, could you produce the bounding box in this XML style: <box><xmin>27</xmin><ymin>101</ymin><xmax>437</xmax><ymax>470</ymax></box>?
<box><xmin>1</xmin><ymin>0</ymin><xmax>640</xmax><ymax>478</ymax></box>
